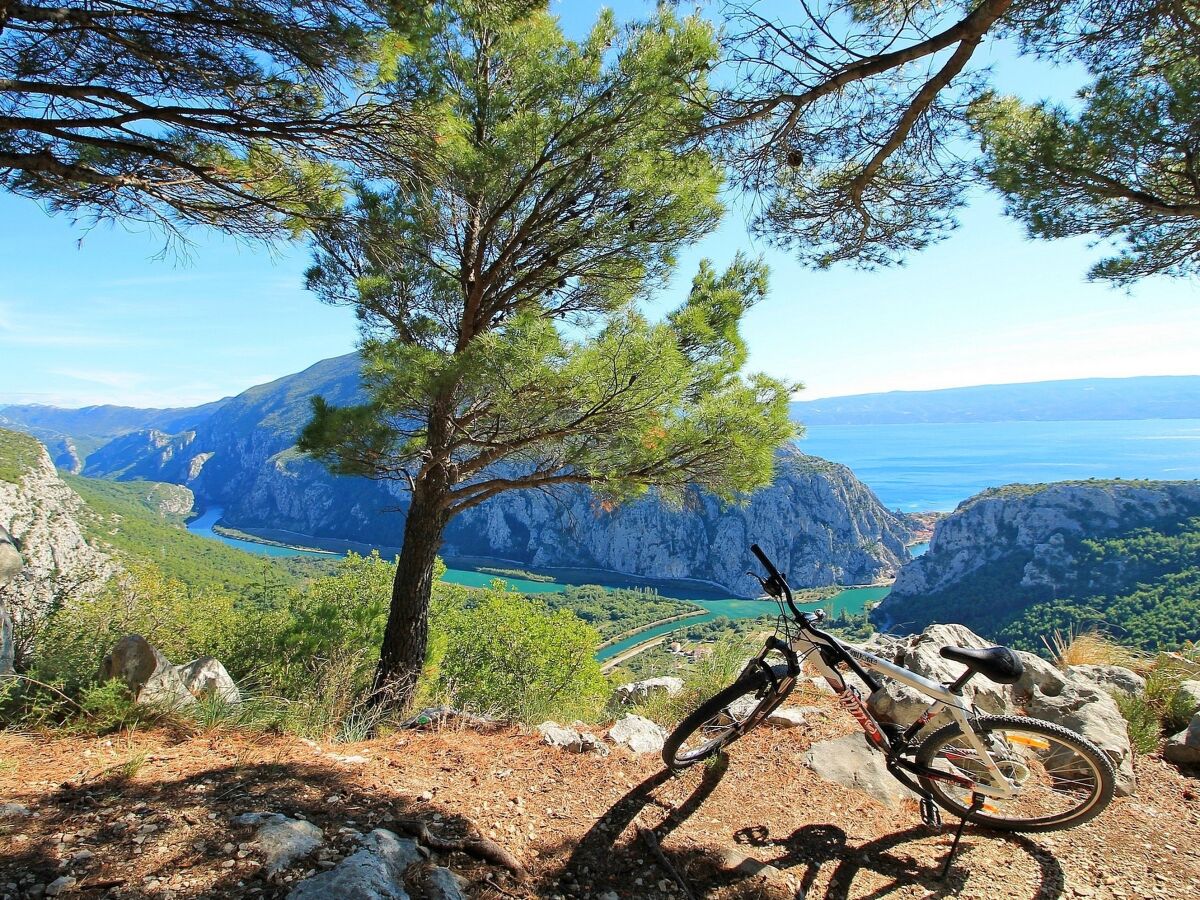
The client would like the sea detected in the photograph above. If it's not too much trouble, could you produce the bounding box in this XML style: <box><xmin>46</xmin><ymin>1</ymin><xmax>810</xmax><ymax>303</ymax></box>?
<box><xmin>798</xmin><ymin>418</ymin><xmax>1200</xmax><ymax>512</ymax></box>
<box><xmin>186</xmin><ymin>419</ymin><xmax>1200</xmax><ymax>656</ymax></box>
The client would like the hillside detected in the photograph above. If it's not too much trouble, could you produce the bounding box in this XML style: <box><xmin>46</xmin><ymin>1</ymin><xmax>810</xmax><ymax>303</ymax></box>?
<box><xmin>791</xmin><ymin>376</ymin><xmax>1200</xmax><ymax>424</ymax></box>
<box><xmin>2</xmin><ymin>714</ymin><xmax>1197</xmax><ymax>899</ymax></box>
<box><xmin>64</xmin><ymin>475</ymin><xmax>320</xmax><ymax>594</ymax></box>
<box><xmin>880</xmin><ymin>480</ymin><xmax>1200</xmax><ymax>649</ymax></box>
<box><xmin>14</xmin><ymin>356</ymin><xmax>914</xmax><ymax>597</ymax></box>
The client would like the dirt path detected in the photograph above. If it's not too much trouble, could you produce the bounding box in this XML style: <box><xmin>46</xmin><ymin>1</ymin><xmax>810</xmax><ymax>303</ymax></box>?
<box><xmin>1</xmin><ymin>707</ymin><xmax>1198</xmax><ymax>899</ymax></box>
<box><xmin>601</xmin><ymin>637</ymin><xmax>668</xmax><ymax>672</ymax></box>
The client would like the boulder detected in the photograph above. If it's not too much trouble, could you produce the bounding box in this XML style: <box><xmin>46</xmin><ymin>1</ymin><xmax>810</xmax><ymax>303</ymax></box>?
<box><xmin>178</xmin><ymin>656</ymin><xmax>240</xmax><ymax>703</ymax></box>
<box><xmin>97</xmin><ymin>635</ymin><xmax>193</xmax><ymax>708</ymax></box>
<box><xmin>424</xmin><ymin>867</ymin><xmax>468</xmax><ymax>900</ymax></box>
<box><xmin>862</xmin><ymin>624</ymin><xmax>1013</xmax><ymax>731</ymax></box>
<box><xmin>1164</xmin><ymin>713</ymin><xmax>1200</xmax><ymax>766</ymax></box>
<box><xmin>803</xmin><ymin>733</ymin><xmax>914</xmax><ymax>807</ymax></box>
<box><xmin>231</xmin><ymin>811</ymin><xmax>324</xmax><ymax>875</ymax></box>
<box><xmin>612</xmin><ymin>676</ymin><xmax>684</xmax><ymax>705</ymax></box>
<box><xmin>1026</xmin><ymin>675</ymin><xmax>1136</xmax><ymax>796</ymax></box>
<box><xmin>1068</xmin><ymin>664</ymin><xmax>1146</xmax><ymax>696</ymax></box>
<box><xmin>1177</xmin><ymin>680</ymin><xmax>1200</xmax><ymax>718</ymax></box>
<box><xmin>536</xmin><ymin>722</ymin><xmax>606</xmax><ymax>754</ymax></box>
<box><xmin>608</xmin><ymin>715</ymin><xmax>667</xmax><ymax>755</ymax></box>
<box><xmin>0</xmin><ymin>802</ymin><xmax>31</xmax><ymax>820</ymax></box>
<box><xmin>288</xmin><ymin>829</ymin><xmax>420</xmax><ymax>900</ymax></box>
<box><xmin>1012</xmin><ymin>651</ymin><xmax>1068</xmax><ymax>700</ymax></box>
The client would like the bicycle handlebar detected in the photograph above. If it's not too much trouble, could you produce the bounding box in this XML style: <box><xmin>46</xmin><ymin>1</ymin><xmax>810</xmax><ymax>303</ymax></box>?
<box><xmin>750</xmin><ymin>542</ymin><xmax>814</xmax><ymax>623</ymax></box>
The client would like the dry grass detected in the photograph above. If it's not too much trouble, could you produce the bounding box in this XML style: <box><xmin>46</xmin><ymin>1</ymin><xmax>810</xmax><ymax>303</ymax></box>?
<box><xmin>1043</xmin><ymin>627</ymin><xmax>1145</xmax><ymax>670</ymax></box>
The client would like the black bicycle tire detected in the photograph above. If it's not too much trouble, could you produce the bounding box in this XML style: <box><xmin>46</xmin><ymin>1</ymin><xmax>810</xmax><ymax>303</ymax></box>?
<box><xmin>915</xmin><ymin>714</ymin><xmax>1116</xmax><ymax>833</ymax></box>
<box><xmin>661</xmin><ymin>664</ymin><xmax>789</xmax><ymax>770</ymax></box>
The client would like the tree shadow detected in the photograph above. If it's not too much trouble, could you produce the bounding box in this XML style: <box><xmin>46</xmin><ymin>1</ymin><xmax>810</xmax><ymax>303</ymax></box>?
<box><xmin>0</xmin><ymin>754</ymin><xmax>502</xmax><ymax>898</ymax></box>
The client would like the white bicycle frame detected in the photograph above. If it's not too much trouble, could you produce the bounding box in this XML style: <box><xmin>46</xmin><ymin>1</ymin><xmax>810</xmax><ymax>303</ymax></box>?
<box><xmin>788</xmin><ymin>628</ymin><xmax>1019</xmax><ymax>800</ymax></box>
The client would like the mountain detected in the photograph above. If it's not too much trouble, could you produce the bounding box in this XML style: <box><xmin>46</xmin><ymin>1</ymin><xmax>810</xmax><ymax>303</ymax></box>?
<box><xmin>790</xmin><ymin>376</ymin><xmax>1200</xmax><ymax>425</ymax></box>
<box><xmin>12</xmin><ymin>355</ymin><xmax>914</xmax><ymax>596</ymax></box>
<box><xmin>0</xmin><ymin>397</ymin><xmax>230</xmax><ymax>473</ymax></box>
<box><xmin>879</xmin><ymin>479</ymin><xmax>1200</xmax><ymax>650</ymax></box>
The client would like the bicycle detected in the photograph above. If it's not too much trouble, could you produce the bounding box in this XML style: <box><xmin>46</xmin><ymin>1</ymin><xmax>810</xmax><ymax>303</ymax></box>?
<box><xmin>662</xmin><ymin>544</ymin><xmax>1116</xmax><ymax>875</ymax></box>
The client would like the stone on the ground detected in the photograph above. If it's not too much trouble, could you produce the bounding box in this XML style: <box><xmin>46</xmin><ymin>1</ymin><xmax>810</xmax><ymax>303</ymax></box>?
<box><xmin>1176</xmin><ymin>680</ymin><xmax>1200</xmax><ymax>717</ymax></box>
<box><xmin>803</xmin><ymin>733</ymin><xmax>914</xmax><ymax>807</ymax></box>
<box><xmin>177</xmin><ymin>656</ymin><xmax>240</xmax><ymax>703</ymax></box>
<box><xmin>765</xmin><ymin>707</ymin><xmax>809</xmax><ymax>728</ymax></box>
<box><xmin>537</xmin><ymin>721</ymin><xmax>606</xmax><ymax>754</ymax></box>
<box><xmin>231</xmin><ymin>811</ymin><xmax>324</xmax><ymax>875</ymax></box>
<box><xmin>1026</xmin><ymin>675</ymin><xmax>1136</xmax><ymax>795</ymax></box>
<box><xmin>1164</xmin><ymin>713</ymin><xmax>1200</xmax><ymax>766</ymax></box>
<box><xmin>44</xmin><ymin>876</ymin><xmax>75</xmax><ymax>897</ymax></box>
<box><xmin>612</xmin><ymin>676</ymin><xmax>684</xmax><ymax>705</ymax></box>
<box><xmin>0</xmin><ymin>802</ymin><xmax>31</xmax><ymax>820</ymax></box>
<box><xmin>607</xmin><ymin>714</ymin><xmax>667</xmax><ymax>755</ymax></box>
<box><xmin>288</xmin><ymin>829</ymin><xmax>420</xmax><ymax>900</ymax></box>
<box><xmin>424</xmin><ymin>866</ymin><xmax>468</xmax><ymax>900</ymax></box>
<box><xmin>1068</xmin><ymin>664</ymin><xmax>1146</xmax><ymax>696</ymax></box>
<box><xmin>717</xmin><ymin>847</ymin><xmax>784</xmax><ymax>880</ymax></box>
<box><xmin>97</xmin><ymin>635</ymin><xmax>194</xmax><ymax>708</ymax></box>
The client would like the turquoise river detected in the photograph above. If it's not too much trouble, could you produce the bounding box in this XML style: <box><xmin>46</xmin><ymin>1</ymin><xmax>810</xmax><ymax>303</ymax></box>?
<box><xmin>186</xmin><ymin>507</ymin><xmax>893</xmax><ymax>661</ymax></box>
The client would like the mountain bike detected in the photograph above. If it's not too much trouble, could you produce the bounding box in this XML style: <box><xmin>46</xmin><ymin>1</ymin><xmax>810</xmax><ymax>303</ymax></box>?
<box><xmin>662</xmin><ymin>544</ymin><xmax>1115</xmax><ymax>875</ymax></box>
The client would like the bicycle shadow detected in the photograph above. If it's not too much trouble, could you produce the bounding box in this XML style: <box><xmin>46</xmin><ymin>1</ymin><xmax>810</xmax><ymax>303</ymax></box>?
<box><xmin>554</xmin><ymin>757</ymin><xmax>1066</xmax><ymax>899</ymax></box>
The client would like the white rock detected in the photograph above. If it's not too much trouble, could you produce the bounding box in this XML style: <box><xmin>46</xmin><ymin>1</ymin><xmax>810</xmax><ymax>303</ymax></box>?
<box><xmin>97</xmin><ymin>635</ymin><xmax>194</xmax><ymax>708</ymax></box>
<box><xmin>1176</xmin><ymin>680</ymin><xmax>1200</xmax><ymax>717</ymax></box>
<box><xmin>1068</xmin><ymin>664</ymin><xmax>1146</xmax><ymax>696</ymax></box>
<box><xmin>424</xmin><ymin>866</ymin><xmax>468</xmax><ymax>900</ymax></box>
<box><xmin>0</xmin><ymin>802</ymin><xmax>31</xmax><ymax>820</ymax></box>
<box><xmin>765</xmin><ymin>707</ymin><xmax>808</xmax><ymax>728</ymax></box>
<box><xmin>612</xmin><ymin>677</ymin><xmax>684</xmax><ymax>705</ymax></box>
<box><xmin>177</xmin><ymin>656</ymin><xmax>240</xmax><ymax>703</ymax></box>
<box><xmin>288</xmin><ymin>829</ymin><xmax>419</xmax><ymax>900</ymax></box>
<box><xmin>232</xmin><ymin>812</ymin><xmax>324</xmax><ymax>875</ymax></box>
<box><xmin>1164</xmin><ymin>713</ymin><xmax>1200</xmax><ymax>766</ymax></box>
<box><xmin>45</xmin><ymin>876</ymin><xmax>76</xmax><ymax>897</ymax></box>
<box><xmin>607</xmin><ymin>714</ymin><xmax>668</xmax><ymax>755</ymax></box>
<box><xmin>803</xmin><ymin>733</ymin><xmax>914</xmax><ymax>807</ymax></box>
<box><xmin>1026</xmin><ymin>675</ymin><xmax>1136</xmax><ymax>796</ymax></box>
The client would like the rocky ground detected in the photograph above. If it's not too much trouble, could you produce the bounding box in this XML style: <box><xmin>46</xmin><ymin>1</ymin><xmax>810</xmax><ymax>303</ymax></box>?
<box><xmin>2</xmin><ymin>687</ymin><xmax>1198</xmax><ymax>900</ymax></box>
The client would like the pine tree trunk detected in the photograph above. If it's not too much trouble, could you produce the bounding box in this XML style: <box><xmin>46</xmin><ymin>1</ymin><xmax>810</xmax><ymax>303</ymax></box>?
<box><xmin>373</xmin><ymin>487</ymin><xmax>448</xmax><ymax>708</ymax></box>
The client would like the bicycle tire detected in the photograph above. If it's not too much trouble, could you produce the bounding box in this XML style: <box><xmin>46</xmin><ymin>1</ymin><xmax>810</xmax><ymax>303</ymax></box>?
<box><xmin>662</xmin><ymin>664</ymin><xmax>790</xmax><ymax>770</ymax></box>
<box><xmin>916</xmin><ymin>714</ymin><xmax>1115</xmax><ymax>832</ymax></box>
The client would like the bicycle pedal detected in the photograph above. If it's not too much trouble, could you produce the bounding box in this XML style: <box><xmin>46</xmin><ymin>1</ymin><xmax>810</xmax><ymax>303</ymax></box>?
<box><xmin>920</xmin><ymin>798</ymin><xmax>943</xmax><ymax>831</ymax></box>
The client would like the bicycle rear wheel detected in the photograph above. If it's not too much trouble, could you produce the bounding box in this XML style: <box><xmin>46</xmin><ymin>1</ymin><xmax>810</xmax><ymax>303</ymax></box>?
<box><xmin>916</xmin><ymin>715</ymin><xmax>1115</xmax><ymax>832</ymax></box>
<box><xmin>662</xmin><ymin>665</ymin><xmax>788</xmax><ymax>770</ymax></box>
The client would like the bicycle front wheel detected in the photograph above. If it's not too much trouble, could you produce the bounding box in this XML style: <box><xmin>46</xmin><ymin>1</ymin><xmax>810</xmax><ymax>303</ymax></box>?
<box><xmin>916</xmin><ymin>715</ymin><xmax>1115</xmax><ymax>832</ymax></box>
<box><xmin>661</xmin><ymin>665</ymin><xmax>788</xmax><ymax>770</ymax></box>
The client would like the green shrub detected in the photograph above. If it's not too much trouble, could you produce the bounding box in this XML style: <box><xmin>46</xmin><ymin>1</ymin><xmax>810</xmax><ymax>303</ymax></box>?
<box><xmin>1116</xmin><ymin>692</ymin><xmax>1162</xmax><ymax>755</ymax></box>
<box><xmin>427</xmin><ymin>583</ymin><xmax>609</xmax><ymax>724</ymax></box>
<box><xmin>627</xmin><ymin>636</ymin><xmax>757</xmax><ymax>727</ymax></box>
<box><xmin>32</xmin><ymin>561</ymin><xmax>253</xmax><ymax>692</ymax></box>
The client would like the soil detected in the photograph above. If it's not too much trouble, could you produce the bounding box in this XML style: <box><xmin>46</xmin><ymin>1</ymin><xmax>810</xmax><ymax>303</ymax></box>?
<box><xmin>1</xmin><ymin>695</ymin><xmax>1198</xmax><ymax>899</ymax></box>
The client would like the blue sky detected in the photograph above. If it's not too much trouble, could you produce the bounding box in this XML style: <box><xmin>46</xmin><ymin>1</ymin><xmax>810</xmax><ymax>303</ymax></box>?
<box><xmin>1</xmin><ymin>1</ymin><xmax>1197</xmax><ymax>409</ymax></box>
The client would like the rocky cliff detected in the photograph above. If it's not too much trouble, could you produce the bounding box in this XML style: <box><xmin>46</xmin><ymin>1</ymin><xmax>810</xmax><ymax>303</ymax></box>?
<box><xmin>879</xmin><ymin>480</ymin><xmax>1200</xmax><ymax>643</ymax></box>
<box><xmin>14</xmin><ymin>355</ymin><xmax>915</xmax><ymax>596</ymax></box>
<box><xmin>0</xmin><ymin>429</ymin><xmax>112</xmax><ymax>673</ymax></box>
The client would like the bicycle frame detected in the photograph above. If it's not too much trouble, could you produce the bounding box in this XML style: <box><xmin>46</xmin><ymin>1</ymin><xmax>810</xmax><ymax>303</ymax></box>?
<box><xmin>770</xmin><ymin>624</ymin><xmax>1018</xmax><ymax>801</ymax></box>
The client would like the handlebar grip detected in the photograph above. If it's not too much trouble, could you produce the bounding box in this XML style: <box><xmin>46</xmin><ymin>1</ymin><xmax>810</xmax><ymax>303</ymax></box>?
<box><xmin>750</xmin><ymin>543</ymin><xmax>781</xmax><ymax>578</ymax></box>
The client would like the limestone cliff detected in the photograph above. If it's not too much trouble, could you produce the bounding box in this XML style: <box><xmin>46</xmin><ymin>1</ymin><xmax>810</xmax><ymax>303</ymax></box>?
<box><xmin>0</xmin><ymin>429</ymin><xmax>112</xmax><ymax>672</ymax></box>
<box><xmin>24</xmin><ymin>355</ymin><xmax>916</xmax><ymax>596</ymax></box>
<box><xmin>879</xmin><ymin>480</ymin><xmax>1200</xmax><ymax>642</ymax></box>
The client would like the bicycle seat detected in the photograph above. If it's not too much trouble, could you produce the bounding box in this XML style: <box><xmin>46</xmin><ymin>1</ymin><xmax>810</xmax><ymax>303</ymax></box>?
<box><xmin>940</xmin><ymin>645</ymin><xmax>1024</xmax><ymax>685</ymax></box>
